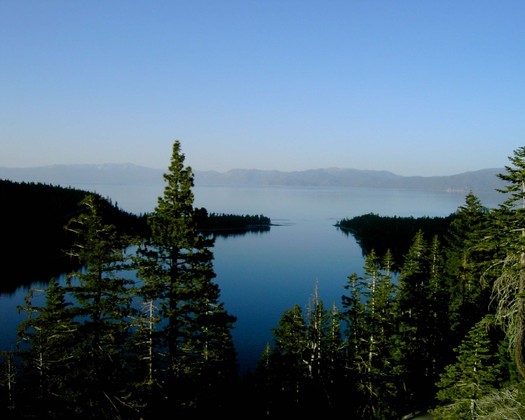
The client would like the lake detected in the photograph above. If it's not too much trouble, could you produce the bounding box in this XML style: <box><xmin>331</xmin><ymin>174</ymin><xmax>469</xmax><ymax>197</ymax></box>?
<box><xmin>0</xmin><ymin>184</ymin><xmax>504</xmax><ymax>374</ymax></box>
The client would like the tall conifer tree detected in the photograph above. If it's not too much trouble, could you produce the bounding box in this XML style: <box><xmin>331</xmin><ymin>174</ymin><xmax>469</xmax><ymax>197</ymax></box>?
<box><xmin>17</xmin><ymin>281</ymin><xmax>76</xmax><ymax>417</ymax></box>
<box><xmin>135</xmin><ymin>140</ymin><xmax>237</xmax><ymax>413</ymax></box>
<box><xmin>432</xmin><ymin>318</ymin><xmax>501</xmax><ymax>419</ymax></box>
<box><xmin>63</xmin><ymin>194</ymin><xmax>135</xmax><ymax>418</ymax></box>
<box><xmin>395</xmin><ymin>230</ymin><xmax>444</xmax><ymax>410</ymax></box>
<box><xmin>255</xmin><ymin>283</ymin><xmax>345</xmax><ymax>415</ymax></box>
<box><xmin>489</xmin><ymin>146</ymin><xmax>525</xmax><ymax>379</ymax></box>
<box><xmin>342</xmin><ymin>249</ymin><xmax>399</xmax><ymax>418</ymax></box>
<box><xmin>444</xmin><ymin>192</ymin><xmax>493</xmax><ymax>343</ymax></box>
<box><xmin>17</xmin><ymin>194</ymin><xmax>136</xmax><ymax>418</ymax></box>
<box><xmin>303</xmin><ymin>283</ymin><xmax>344</xmax><ymax>411</ymax></box>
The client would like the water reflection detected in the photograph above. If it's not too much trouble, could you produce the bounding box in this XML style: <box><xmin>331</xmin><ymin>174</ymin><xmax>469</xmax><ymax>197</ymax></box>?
<box><xmin>204</xmin><ymin>225</ymin><xmax>271</xmax><ymax>239</ymax></box>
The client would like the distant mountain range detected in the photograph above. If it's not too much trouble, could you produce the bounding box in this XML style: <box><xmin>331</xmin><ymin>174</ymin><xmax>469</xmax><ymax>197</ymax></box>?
<box><xmin>195</xmin><ymin>167</ymin><xmax>506</xmax><ymax>193</ymax></box>
<box><xmin>0</xmin><ymin>163</ymin><xmax>506</xmax><ymax>194</ymax></box>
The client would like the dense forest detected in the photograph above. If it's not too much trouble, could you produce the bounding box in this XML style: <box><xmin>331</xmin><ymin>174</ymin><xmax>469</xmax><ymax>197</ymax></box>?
<box><xmin>0</xmin><ymin>180</ymin><xmax>148</xmax><ymax>292</ymax></box>
<box><xmin>2</xmin><ymin>142</ymin><xmax>525</xmax><ymax>419</ymax></box>
<box><xmin>195</xmin><ymin>210</ymin><xmax>271</xmax><ymax>237</ymax></box>
<box><xmin>336</xmin><ymin>212</ymin><xmax>458</xmax><ymax>270</ymax></box>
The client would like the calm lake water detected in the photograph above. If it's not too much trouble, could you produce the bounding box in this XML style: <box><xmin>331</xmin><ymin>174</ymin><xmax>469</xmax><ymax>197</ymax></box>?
<box><xmin>0</xmin><ymin>184</ymin><xmax>504</xmax><ymax>374</ymax></box>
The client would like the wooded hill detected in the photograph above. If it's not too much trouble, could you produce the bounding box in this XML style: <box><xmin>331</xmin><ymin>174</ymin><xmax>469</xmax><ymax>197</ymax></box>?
<box><xmin>0</xmin><ymin>179</ymin><xmax>147</xmax><ymax>291</ymax></box>
<box><xmin>337</xmin><ymin>212</ymin><xmax>458</xmax><ymax>270</ymax></box>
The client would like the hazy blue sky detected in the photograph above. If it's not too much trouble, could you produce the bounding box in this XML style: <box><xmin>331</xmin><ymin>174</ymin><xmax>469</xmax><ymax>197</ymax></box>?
<box><xmin>1</xmin><ymin>1</ymin><xmax>524</xmax><ymax>176</ymax></box>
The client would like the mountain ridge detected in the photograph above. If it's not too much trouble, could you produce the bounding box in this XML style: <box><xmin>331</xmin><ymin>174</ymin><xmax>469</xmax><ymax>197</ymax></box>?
<box><xmin>0</xmin><ymin>163</ymin><xmax>505</xmax><ymax>193</ymax></box>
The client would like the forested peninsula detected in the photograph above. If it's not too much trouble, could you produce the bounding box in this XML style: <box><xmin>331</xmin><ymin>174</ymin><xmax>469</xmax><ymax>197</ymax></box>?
<box><xmin>336</xmin><ymin>212</ymin><xmax>458</xmax><ymax>269</ymax></box>
<box><xmin>0</xmin><ymin>179</ymin><xmax>270</xmax><ymax>292</ymax></box>
<box><xmin>2</xmin><ymin>142</ymin><xmax>525</xmax><ymax>419</ymax></box>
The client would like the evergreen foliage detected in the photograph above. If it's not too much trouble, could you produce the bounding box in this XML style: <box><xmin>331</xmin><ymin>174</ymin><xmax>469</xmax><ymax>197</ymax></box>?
<box><xmin>489</xmin><ymin>146</ymin><xmax>525</xmax><ymax>380</ymax></box>
<box><xmin>253</xmin><ymin>285</ymin><xmax>346</xmax><ymax>416</ymax></box>
<box><xmin>196</xmin><ymin>211</ymin><xmax>271</xmax><ymax>236</ymax></box>
<box><xmin>5</xmin><ymin>144</ymin><xmax>525</xmax><ymax>418</ymax></box>
<box><xmin>133</xmin><ymin>140</ymin><xmax>238</xmax><ymax>416</ymax></box>
<box><xmin>17</xmin><ymin>195</ymin><xmax>138</xmax><ymax>418</ymax></box>
<box><xmin>9</xmin><ymin>141</ymin><xmax>241</xmax><ymax>418</ymax></box>
<box><xmin>431</xmin><ymin>317</ymin><xmax>501</xmax><ymax>419</ymax></box>
<box><xmin>0</xmin><ymin>179</ymin><xmax>271</xmax><ymax>293</ymax></box>
<box><xmin>342</xmin><ymin>249</ymin><xmax>400</xmax><ymax>418</ymax></box>
<box><xmin>443</xmin><ymin>192</ymin><xmax>493</xmax><ymax>344</ymax></box>
<box><xmin>336</xmin><ymin>212</ymin><xmax>456</xmax><ymax>269</ymax></box>
<box><xmin>0</xmin><ymin>179</ymin><xmax>146</xmax><ymax>292</ymax></box>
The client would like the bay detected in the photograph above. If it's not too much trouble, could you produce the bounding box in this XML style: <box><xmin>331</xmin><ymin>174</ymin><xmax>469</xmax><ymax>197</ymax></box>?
<box><xmin>0</xmin><ymin>184</ymin><xmax>504</xmax><ymax>374</ymax></box>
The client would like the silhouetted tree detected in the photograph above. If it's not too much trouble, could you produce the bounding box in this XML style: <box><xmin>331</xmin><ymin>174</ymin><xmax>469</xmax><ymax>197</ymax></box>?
<box><xmin>17</xmin><ymin>194</ymin><xmax>136</xmax><ymax>418</ymax></box>
<box><xmin>394</xmin><ymin>230</ymin><xmax>445</xmax><ymax>411</ymax></box>
<box><xmin>342</xmin><ymin>249</ymin><xmax>399</xmax><ymax>418</ymax></box>
<box><xmin>432</xmin><ymin>317</ymin><xmax>501</xmax><ymax>419</ymax></box>
<box><xmin>489</xmin><ymin>146</ymin><xmax>525</xmax><ymax>380</ymax></box>
<box><xmin>134</xmin><ymin>140</ymin><xmax>237</xmax><ymax>415</ymax></box>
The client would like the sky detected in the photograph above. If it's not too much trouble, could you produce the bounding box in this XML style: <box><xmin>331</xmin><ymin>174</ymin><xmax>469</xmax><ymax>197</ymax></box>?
<box><xmin>1</xmin><ymin>1</ymin><xmax>524</xmax><ymax>176</ymax></box>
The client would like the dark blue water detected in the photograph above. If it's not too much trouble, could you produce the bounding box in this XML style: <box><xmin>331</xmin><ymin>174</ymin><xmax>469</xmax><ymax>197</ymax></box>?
<box><xmin>0</xmin><ymin>184</ymin><xmax>503</xmax><ymax>374</ymax></box>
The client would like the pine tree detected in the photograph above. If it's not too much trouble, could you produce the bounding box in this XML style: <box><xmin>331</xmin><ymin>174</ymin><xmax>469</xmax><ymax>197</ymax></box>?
<box><xmin>489</xmin><ymin>146</ymin><xmax>525</xmax><ymax>379</ymax></box>
<box><xmin>63</xmin><ymin>194</ymin><xmax>136</xmax><ymax>418</ymax></box>
<box><xmin>270</xmin><ymin>304</ymin><xmax>308</xmax><ymax>410</ymax></box>
<box><xmin>394</xmin><ymin>230</ymin><xmax>446</xmax><ymax>411</ymax></box>
<box><xmin>342</xmin><ymin>249</ymin><xmax>399</xmax><ymax>418</ymax></box>
<box><xmin>16</xmin><ymin>195</ymin><xmax>137</xmax><ymax>418</ymax></box>
<box><xmin>427</xmin><ymin>235</ymin><xmax>452</xmax><ymax>379</ymax></box>
<box><xmin>322</xmin><ymin>301</ymin><xmax>346</xmax><ymax>410</ymax></box>
<box><xmin>342</xmin><ymin>271</ymin><xmax>367</xmax><ymax>364</ymax></box>
<box><xmin>432</xmin><ymin>318</ymin><xmax>501</xmax><ymax>419</ymax></box>
<box><xmin>16</xmin><ymin>281</ymin><xmax>77</xmax><ymax>417</ymax></box>
<box><xmin>255</xmin><ymin>284</ymin><xmax>345</xmax><ymax>416</ymax></box>
<box><xmin>135</xmin><ymin>140</ymin><xmax>237</xmax><ymax>413</ymax></box>
<box><xmin>444</xmin><ymin>192</ymin><xmax>493</xmax><ymax>344</ymax></box>
<box><xmin>303</xmin><ymin>283</ymin><xmax>344</xmax><ymax>411</ymax></box>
